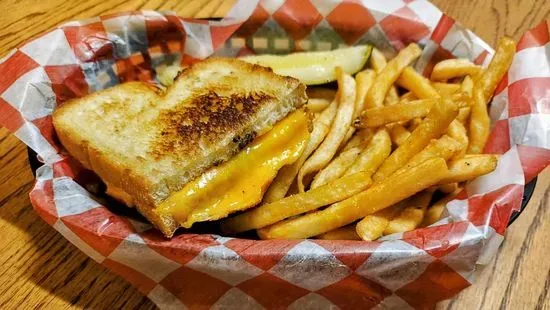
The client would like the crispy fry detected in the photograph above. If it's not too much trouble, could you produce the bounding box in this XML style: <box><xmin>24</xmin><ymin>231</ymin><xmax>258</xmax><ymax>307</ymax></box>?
<box><xmin>389</xmin><ymin>125</ymin><xmax>411</xmax><ymax>146</ymax></box>
<box><xmin>461</xmin><ymin>75</ymin><xmax>474</xmax><ymax>97</ymax></box>
<box><xmin>298</xmin><ymin>69</ymin><xmax>356</xmax><ymax>192</ymax></box>
<box><xmin>383</xmin><ymin>190</ymin><xmax>434</xmax><ymax>235</ymax></box>
<box><xmin>311</xmin><ymin>145</ymin><xmax>364</xmax><ymax>189</ymax></box>
<box><xmin>397</xmin><ymin>67</ymin><xmax>441</xmax><ymax>99</ymax></box>
<box><xmin>354</xmin><ymin>70</ymin><xmax>376</xmax><ymax>118</ymax></box>
<box><xmin>357</xmin><ymin>99</ymin><xmax>436</xmax><ymax>128</ymax></box>
<box><xmin>340</xmin><ymin>127</ymin><xmax>356</xmax><ymax>150</ymax></box>
<box><xmin>468</xmin><ymin>38</ymin><xmax>516</xmax><ymax>154</ymax></box>
<box><xmin>432</xmin><ymin>82</ymin><xmax>461</xmax><ymax>96</ymax></box>
<box><xmin>257</xmin><ymin>158</ymin><xmax>449</xmax><ymax>239</ymax></box>
<box><xmin>369</xmin><ymin>47</ymin><xmax>389</xmax><ymax>73</ymax></box>
<box><xmin>397</xmin><ymin>135</ymin><xmax>462</xmax><ymax>173</ymax></box>
<box><xmin>356</xmin><ymin>202</ymin><xmax>406</xmax><ymax>241</ymax></box>
<box><xmin>431</xmin><ymin>59</ymin><xmax>482</xmax><ymax>81</ymax></box>
<box><xmin>369</xmin><ymin>48</ymin><xmax>400</xmax><ymax>105</ymax></box>
<box><xmin>438</xmin><ymin>154</ymin><xmax>498</xmax><ymax>184</ymax></box>
<box><xmin>447</xmin><ymin>120</ymin><xmax>468</xmax><ymax>160</ymax></box>
<box><xmin>457</xmin><ymin>106</ymin><xmax>471</xmax><ymax>124</ymax></box>
<box><xmin>222</xmin><ymin>172</ymin><xmax>373</xmax><ymax>234</ymax></box>
<box><xmin>421</xmin><ymin>188</ymin><xmax>462</xmax><ymax>227</ymax></box>
<box><xmin>263</xmin><ymin>100</ymin><xmax>338</xmax><ymax>202</ymax></box>
<box><xmin>438</xmin><ymin>182</ymin><xmax>458</xmax><ymax>193</ymax></box>
<box><xmin>365</xmin><ymin>44</ymin><xmax>422</xmax><ymax>109</ymax></box>
<box><xmin>345</xmin><ymin>128</ymin><xmax>392</xmax><ymax>177</ymax></box>
<box><xmin>316</xmin><ymin>225</ymin><xmax>361</xmax><ymax>240</ymax></box>
<box><xmin>341</xmin><ymin>129</ymin><xmax>373</xmax><ymax>152</ymax></box>
<box><xmin>400</xmin><ymin>91</ymin><xmax>417</xmax><ymax>102</ymax></box>
<box><xmin>476</xmin><ymin>37</ymin><xmax>516</xmax><ymax>102</ymax></box>
<box><xmin>307</xmin><ymin>88</ymin><xmax>337</xmax><ymax>101</ymax></box>
<box><xmin>467</xmin><ymin>86</ymin><xmax>491</xmax><ymax>154</ymax></box>
<box><xmin>307</xmin><ymin>98</ymin><xmax>331</xmax><ymax>113</ymax></box>
<box><xmin>408</xmin><ymin>117</ymin><xmax>422</xmax><ymax>131</ymax></box>
<box><xmin>373</xmin><ymin>99</ymin><xmax>459</xmax><ymax>182</ymax></box>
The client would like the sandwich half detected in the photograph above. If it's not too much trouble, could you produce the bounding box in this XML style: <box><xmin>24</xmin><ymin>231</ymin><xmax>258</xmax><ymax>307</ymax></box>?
<box><xmin>53</xmin><ymin>57</ymin><xmax>308</xmax><ymax>237</ymax></box>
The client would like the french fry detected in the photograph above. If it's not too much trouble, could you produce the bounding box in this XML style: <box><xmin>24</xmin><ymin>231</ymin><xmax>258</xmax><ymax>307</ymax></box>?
<box><xmin>345</xmin><ymin>128</ymin><xmax>392</xmax><ymax>177</ymax></box>
<box><xmin>400</xmin><ymin>91</ymin><xmax>417</xmax><ymax>102</ymax></box>
<box><xmin>354</xmin><ymin>70</ymin><xmax>376</xmax><ymax>118</ymax></box>
<box><xmin>356</xmin><ymin>201</ymin><xmax>406</xmax><ymax>241</ymax></box>
<box><xmin>311</xmin><ymin>145</ymin><xmax>364</xmax><ymax>189</ymax></box>
<box><xmin>341</xmin><ymin>129</ymin><xmax>373</xmax><ymax>152</ymax></box>
<box><xmin>307</xmin><ymin>98</ymin><xmax>331</xmax><ymax>113</ymax></box>
<box><xmin>408</xmin><ymin>118</ymin><xmax>422</xmax><ymax>131</ymax></box>
<box><xmin>384</xmin><ymin>89</ymin><xmax>400</xmax><ymax>105</ymax></box>
<box><xmin>221</xmin><ymin>172</ymin><xmax>373</xmax><ymax>234</ymax></box>
<box><xmin>438</xmin><ymin>154</ymin><xmax>498</xmax><ymax>184</ymax></box>
<box><xmin>263</xmin><ymin>99</ymin><xmax>338</xmax><ymax>202</ymax></box>
<box><xmin>432</xmin><ymin>82</ymin><xmax>461</xmax><ymax>96</ymax></box>
<box><xmin>438</xmin><ymin>182</ymin><xmax>458</xmax><ymax>193</ymax></box>
<box><xmin>298</xmin><ymin>69</ymin><xmax>356</xmax><ymax>192</ymax></box>
<box><xmin>467</xmin><ymin>86</ymin><xmax>491</xmax><ymax>154</ymax></box>
<box><xmin>421</xmin><ymin>188</ymin><xmax>462</xmax><ymax>227</ymax></box>
<box><xmin>461</xmin><ymin>75</ymin><xmax>474</xmax><ymax>97</ymax></box>
<box><xmin>365</xmin><ymin>44</ymin><xmax>422</xmax><ymax>109</ymax></box>
<box><xmin>357</xmin><ymin>99</ymin><xmax>436</xmax><ymax>128</ymax></box>
<box><xmin>476</xmin><ymin>37</ymin><xmax>516</xmax><ymax>102</ymax></box>
<box><xmin>446</xmin><ymin>120</ymin><xmax>468</xmax><ymax>160</ymax></box>
<box><xmin>383</xmin><ymin>190</ymin><xmax>434</xmax><ymax>235</ymax></box>
<box><xmin>457</xmin><ymin>106</ymin><xmax>471</xmax><ymax>124</ymax></box>
<box><xmin>317</xmin><ymin>225</ymin><xmax>361</xmax><ymax>240</ymax></box>
<box><xmin>388</xmin><ymin>125</ymin><xmax>411</xmax><ymax>146</ymax></box>
<box><xmin>398</xmin><ymin>135</ymin><xmax>462</xmax><ymax>173</ymax></box>
<box><xmin>369</xmin><ymin>48</ymin><xmax>400</xmax><ymax>105</ymax></box>
<box><xmin>340</xmin><ymin>127</ymin><xmax>356</xmax><ymax>150</ymax></box>
<box><xmin>373</xmin><ymin>99</ymin><xmax>459</xmax><ymax>182</ymax></box>
<box><xmin>431</xmin><ymin>59</ymin><xmax>482</xmax><ymax>81</ymax></box>
<box><xmin>307</xmin><ymin>87</ymin><xmax>337</xmax><ymax>101</ymax></box>
<box><xmin>257</xmin><ymin>158</ymin><xmax>449</xmax><ymax>239</ymax></box>
<box><xmin>468</xmin><ymin>38</ymin><xmax>516</xmax><ymax>154</ymax></box>
<box><xmin>397</xmin><ymin>67</ymin><xmax>441</xmax><ymax>99</ymax></box>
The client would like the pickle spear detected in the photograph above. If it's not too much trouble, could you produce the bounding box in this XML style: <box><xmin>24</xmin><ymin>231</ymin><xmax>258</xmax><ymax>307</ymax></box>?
<box><xmin>241</xmin><ymin>45</ymin><xmax>372</xmax><ymax>85</ymax></box>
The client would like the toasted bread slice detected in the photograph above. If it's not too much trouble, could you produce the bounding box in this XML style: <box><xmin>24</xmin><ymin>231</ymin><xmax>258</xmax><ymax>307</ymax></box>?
<box><xmin>53</xmin><ymin>58</ymin><xmax>307</xmax><ymax>236</ymax></box>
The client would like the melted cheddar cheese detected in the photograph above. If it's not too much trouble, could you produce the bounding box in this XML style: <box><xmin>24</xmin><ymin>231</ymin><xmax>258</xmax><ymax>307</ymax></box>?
<box><xmin>158</xmin><ymin>110</ymin><xmax>309</xmax><ymax>228</ymax></box>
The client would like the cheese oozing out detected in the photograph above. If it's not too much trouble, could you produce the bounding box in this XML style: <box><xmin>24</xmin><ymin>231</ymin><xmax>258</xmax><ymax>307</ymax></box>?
<box><xmin>157</xmin><ymin>109</ymin><xmax>310</xmax><ymax>228</ymax></box>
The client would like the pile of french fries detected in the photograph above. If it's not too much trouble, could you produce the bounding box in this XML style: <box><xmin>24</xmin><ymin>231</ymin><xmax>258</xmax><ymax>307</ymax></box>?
<box><xmin>222</xmin><ymin>38</ymin><xmax>516</xmax><ymax>241</ymax></box>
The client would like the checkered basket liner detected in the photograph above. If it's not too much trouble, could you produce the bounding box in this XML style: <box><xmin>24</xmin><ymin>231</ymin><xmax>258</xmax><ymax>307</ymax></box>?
<box><xmin>1</xmin><ymin>0</ymin><xmax>549</xmax><ymax>308</ymax></box>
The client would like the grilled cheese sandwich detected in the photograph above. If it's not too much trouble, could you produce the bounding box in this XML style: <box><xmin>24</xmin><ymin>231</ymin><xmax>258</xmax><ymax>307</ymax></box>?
<box><xmin>53</xmin><ymin>57</ymin><xmax>308</xmax><ymax>237</ymax></box>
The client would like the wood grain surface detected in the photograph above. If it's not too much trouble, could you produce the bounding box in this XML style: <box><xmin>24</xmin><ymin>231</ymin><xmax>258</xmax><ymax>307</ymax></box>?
<box><xmin>0</xmin><ymin>0</ymin><xmax>549</xmax><ymax>309</ymax></box>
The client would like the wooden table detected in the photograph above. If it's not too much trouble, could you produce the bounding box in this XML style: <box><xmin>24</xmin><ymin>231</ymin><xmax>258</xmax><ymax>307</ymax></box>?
<box><xmin>0</xmin><ymin>0</ymin><xmax>549</xmax><ymax>309</ymax></box>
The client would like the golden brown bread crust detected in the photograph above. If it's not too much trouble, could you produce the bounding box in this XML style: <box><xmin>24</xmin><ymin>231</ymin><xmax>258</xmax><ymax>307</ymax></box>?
<box><xmin>52</xmin><ymin>58</ymin><xmax>307</xmax><ymax>237</ymax></box>
<box><xmin>152</xmin><ymin>91</ymin><xmax>274</xmax><ymax>158</ymax></box>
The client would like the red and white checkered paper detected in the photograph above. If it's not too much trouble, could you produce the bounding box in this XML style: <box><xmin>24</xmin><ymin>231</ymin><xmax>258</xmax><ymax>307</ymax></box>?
<box><xmin>1</xmin><ymin>0</ymin><xmax>550</xmax><ymax>308</ymax></box>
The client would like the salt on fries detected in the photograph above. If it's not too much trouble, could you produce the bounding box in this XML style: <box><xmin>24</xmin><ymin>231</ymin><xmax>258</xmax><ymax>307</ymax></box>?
<box><xmin>222</xmin><ymin>39</ymin><xmax>514</xmax><ymax>241</ymax></box>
